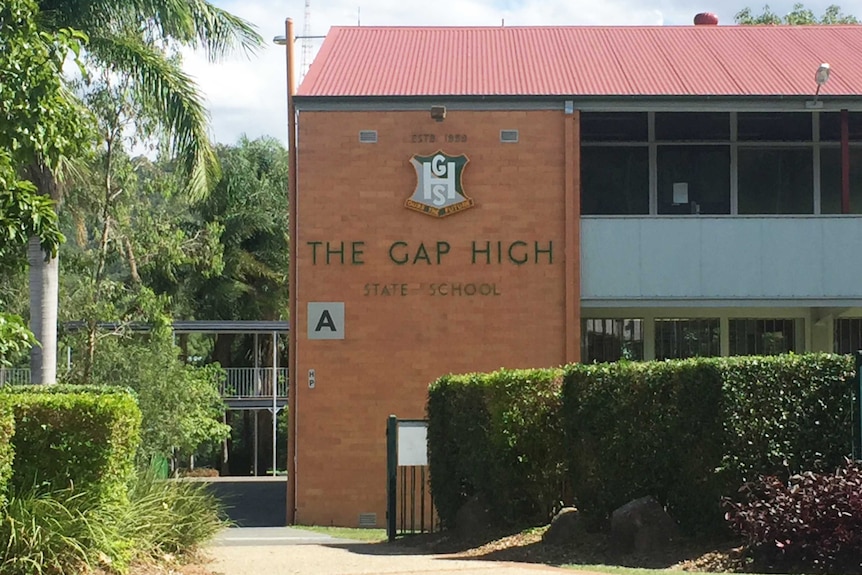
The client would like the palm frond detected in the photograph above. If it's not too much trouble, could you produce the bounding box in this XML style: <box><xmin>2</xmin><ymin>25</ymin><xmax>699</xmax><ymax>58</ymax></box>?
<box><xmin>87</xmin><ymin>33</ymin><xmax>220</xmax><ymax>200</ymax></box>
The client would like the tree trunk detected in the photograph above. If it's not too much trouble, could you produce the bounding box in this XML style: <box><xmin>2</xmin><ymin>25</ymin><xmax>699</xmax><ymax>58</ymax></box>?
<box><xmin>28</xmin><ymin>238</ymin><xmax>58</xmax><ymax>384</ymax></box>
<box><xmin>26</xmin><ymin>161</ymin><xmax>60</xmax><ymax>385</ymax></box>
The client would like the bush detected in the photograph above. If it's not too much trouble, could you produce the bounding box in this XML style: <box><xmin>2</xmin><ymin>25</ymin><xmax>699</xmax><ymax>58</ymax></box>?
<box><xmin>724</xmin><ymin>459</ymin><xmax>862</xmax><ymax>573</ymax></box>
<box><xmin>0</xmin><ymin>486</ymin><xmax>122</xmax><ymax>575</ymax></box>
<box><xmin>719</xmin><ymin>354</ymin><xmax>854</xmax><ymax>486</ymax></box>
<box><xmin>120</xmin><ymin>469</ymin><xmax>226</xmax><ymax>557</ymax></box>
<box><xmin>427</xmin><ymin>368</ymin><xmax>565</xmax><ymax>528</ymax></box>
<box><xmin>0</xmin><ymin>402</ymin><xmax>13</xmax><ymax>508</ymax></box>
<box><xmin>0</xmin><ymin>470</ymin><xmax>226</xmax><ymax>575</ymax></box>
<box><xmin>563</xmin><ymin>359</ymin><xmax>725</xmax><ymax>532</ymax></box>
<box><xmin>0</xmin><ymin>385</ymin><xmax>141</xmax><ymax>505</ymax></box>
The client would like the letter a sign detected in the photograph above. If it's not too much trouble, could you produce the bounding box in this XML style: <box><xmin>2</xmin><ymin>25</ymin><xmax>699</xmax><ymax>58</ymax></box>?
<box><xmin>307</xmin><ymin>302</ymin><xmax>345</xmax><ymax>340</ymax></box>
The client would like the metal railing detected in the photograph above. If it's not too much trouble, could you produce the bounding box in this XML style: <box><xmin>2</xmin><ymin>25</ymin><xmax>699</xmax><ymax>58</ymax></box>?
<box><xmin>220</xmin><ymin>367</ymin><xmax>288</xmax><ymax>398</ymax></box>
<box><xmin>0</xmin><ymin>367</ymin><xmax>287</xmax><ymax>399</ymax></box>
<box><xmin>0</xmin><ymin>368</ymin><xmax>31</xmax><ymax>386</ymax></box>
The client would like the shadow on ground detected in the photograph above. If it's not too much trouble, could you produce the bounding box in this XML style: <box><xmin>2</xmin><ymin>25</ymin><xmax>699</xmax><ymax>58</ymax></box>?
<box><xmin>322</xmin><ymin>528</ymin><xmax>743</xmax><ymax>572</ymax></box>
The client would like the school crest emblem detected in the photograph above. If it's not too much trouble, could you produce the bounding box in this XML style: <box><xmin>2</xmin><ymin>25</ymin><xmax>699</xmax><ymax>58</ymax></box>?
<box><xmin>406</xmin><ymin>152</ymin><xmax>472</xmax><ymax>217</ymax></box>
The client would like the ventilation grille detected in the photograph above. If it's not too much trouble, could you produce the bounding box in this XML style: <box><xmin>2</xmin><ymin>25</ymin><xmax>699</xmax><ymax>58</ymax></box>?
<box><xmin>500</xmin><ymin>129</ymin><xmax>519</xmax><ymax>143</ymax></box>
<box><xmin>358</xmin><ymin>512</ymin><xmax>377</xmax><ymax>527</ymax></box>
<box><xmin>358</xmin><ymin>130</ymin><xmax>378</xmax><ymax>143</ymax></box>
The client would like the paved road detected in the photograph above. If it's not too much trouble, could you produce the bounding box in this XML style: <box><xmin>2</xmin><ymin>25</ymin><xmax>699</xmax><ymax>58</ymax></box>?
<box><xmin>208</xmin><ymin>527</ymin><xmax>576</xmax><ymax>575</ymax></box>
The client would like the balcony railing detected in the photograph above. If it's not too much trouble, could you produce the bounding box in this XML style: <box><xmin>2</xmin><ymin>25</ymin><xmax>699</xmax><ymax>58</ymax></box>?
<box><xmin>0</xmin><ymin>367</ymin><xmax>287</xmax><ymax>399</ymax></box>
<box><xmin>0</xmin><ymin>368</ymin><xmax>31</xmax><ymax>386</ymax></box>
<box><xmin>220</xmin><ymin>367</ymin><xmax>288</xmax><ymax>399</ymax></box>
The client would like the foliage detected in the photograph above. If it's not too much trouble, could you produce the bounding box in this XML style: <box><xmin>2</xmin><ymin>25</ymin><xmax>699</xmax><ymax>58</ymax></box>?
<box><xmin>563</xmin><ymin>360</ymin><xmax>726</xmax><ymax>532</ymax></box>
<box><xmin>119</xmin><ymin>468</ymin><xmax>226</xmax><ymax>557</ymax></box>
<box><xmin>0</xmin><ymin>313</ymin><xmax>37</xmax><ymax>367</ymax></box>
<box><xmin>735</xmin><ymin>3</ymin><xmax>858</xmax><ymax>24</ymax></box>
<box><xmin>719</xmin><ymin>354</ymin><xmax>854</xmax><ymax>486</ymax></box>
<box><xmin>186</xmin><ymin>137</ymin><xmax>290</xmax><ymax>322</ymax></box>
<box><xmin>427</xmin><ymin>354</ymin><xmax>855</xmax><ymax>534</ymax></box>
<box><xmin>0</xmin><ymin>403</ymin><xmax>12</xmax><ymax>508</ymax></box>
<box><xmin>724</xmin><ymin>459</ymin><xmax>862</xmax><ymax>573</ymax></box>
<box><xmin>0</xmin><ymin>0</ymin><xmax>94</xmax><ymax>178</ymax></box>
<box><xmin>0</xmin><ymin>487</ymin><xmax>109</xmax><ymax>575</ymax></box>
<box><xmin>427</xmin><ymin>368</ymin><xmax>565</xmax><ymax>528</ymax></box>
<box><xmin>0</xmin><ymin>386</ymin><xmax>141</xmax><ymax>505</ymax></box>
<box><xmin>83</xmin><ymin>330</ymin><xmax>230</xmax><ymax>464</ymax></box>
<box><xmin>0</xmin><ymin>470</ymin><xmax>225</xmax><ymax>575</ymax></box>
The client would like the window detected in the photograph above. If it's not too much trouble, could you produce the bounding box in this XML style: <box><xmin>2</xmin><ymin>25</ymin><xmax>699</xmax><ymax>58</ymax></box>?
<box><xmin>655</xmin><ymin>112</ymin><xmax>729</xmax><ymax>141</ymax></box>
<box><xmin>819</xmin><ymin>112</ymin><xmax>862</xmax><ymax>141</ymax></box>
<box><xmin>738</xmin><ymin>112</ymin><xmax>812</xmax><ymax>141</ymax></box>
<box><xmin>655</xmin><ymin>319</ymin><xmax>720</xmax><ymax>360</ymax></box>
<box><xmin>581</xmin><ymin>147</ymin><xmax>649</xmax><ymax>215</ymax></box>
<box><xmin>738</xmin><ymin>148</ymin><xmax>813</xmax><ymax>214</ymax></box>
<box><xmin>581</xmin><ymin>112</ymin><xmax>647</xmax><ymax>142</ymax></box>
<box><xmin>729</xmin><ymin>319</ymin><xmax>797</xmax><ymax>356</ymax></box>
<box><xmin>657</xmin><ymin>146</ymin><xmax>730</xmax><ymax>214</ymax></box>
<box><xmin>834</xmin><ymin>318</ymin><xmax>862</xmax><ymax>354</ymax></box>
<box><xmin>819</xmin><ymin>147</ymin><xmax>862</xmax><ymax>214</ymax></box>
<box><xmin>582</xmin><ymin>319</ymin><xmax>644</xmax><ymax>363</ymax></box>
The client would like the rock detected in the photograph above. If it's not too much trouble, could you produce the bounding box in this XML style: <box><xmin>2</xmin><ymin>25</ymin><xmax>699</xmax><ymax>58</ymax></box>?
<box><xmin>542</xmin><ymin>507</ymin><xmax>583</xmax><ymax>545</ymax></box>
<box><xmin>454</xmin><ymin>495</ymin><xmax>492</xmax><ymax>539</ymax></box>
<box><xmin>610</xmin><ymin>496</ymin><xmax>678</xmax><ymax>554</ymax></box>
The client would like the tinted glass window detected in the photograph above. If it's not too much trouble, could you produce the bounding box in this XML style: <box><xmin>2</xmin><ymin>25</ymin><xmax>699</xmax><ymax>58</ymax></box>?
<box><xmin>738</xmin><ymin>148</ymin><xmax>813</xmax><ymax>214</ymax></box>
<box><xmin>655</xmin><ymin>112</ymin><xmax>730</xmax><ymax>141</ymax></box>
<box><xmin>738</xmin><ymin>112</ymin><xmax>812</xmax><ymax>141</ymax></box>
<box><xmin>657</xmin><ymin>146</ymin><xmax>730</xmax><ymax>214</ymax></box>
<box><xmin>581</xmin><ymin>112</ymin><xmax>648</xmax><ymax>142</ymax></box>
<box><xmin>581</xmin><ymin>146</ymin><xmax>649</xmax><ymax>215</ymax></box>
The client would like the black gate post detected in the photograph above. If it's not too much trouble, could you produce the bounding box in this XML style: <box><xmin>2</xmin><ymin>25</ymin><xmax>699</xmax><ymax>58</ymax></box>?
<box><xmin>855</xmin><ymin>352</ymin><xmax>862</xmax><ymax>460</ymax></box>
<box><xmin>386</xmin><ymin>414</ymin><xmax>397</xmax><ymax>541</ymax></box>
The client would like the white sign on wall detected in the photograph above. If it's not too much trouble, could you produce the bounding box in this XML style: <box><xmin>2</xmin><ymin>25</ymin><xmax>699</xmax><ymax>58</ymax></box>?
<box><xmin>397</xmin><ymin>421</ymin><xmax>428</xmax><ymax>467</ymax></box>
<box><xmin>307</xmin><ymin>302</ymin><xmax>345</xmax><ymax>340</ymax></box>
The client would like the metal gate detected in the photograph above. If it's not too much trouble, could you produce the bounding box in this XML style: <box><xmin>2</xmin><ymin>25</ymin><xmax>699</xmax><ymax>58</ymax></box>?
<box><xmin>386</xmin><ymin>415</ymin><xmax>438</xmax><ymax>541</ymax></box>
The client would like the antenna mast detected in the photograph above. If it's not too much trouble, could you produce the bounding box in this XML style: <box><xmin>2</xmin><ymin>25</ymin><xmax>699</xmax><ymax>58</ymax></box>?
<box><xmin>300</xmin><ymin>0</ymin><xmax>312</xmax><ymax>81</ymax></box>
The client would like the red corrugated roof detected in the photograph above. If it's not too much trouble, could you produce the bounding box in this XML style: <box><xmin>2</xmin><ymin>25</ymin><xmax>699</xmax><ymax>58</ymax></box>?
<box><xmin>297</xmin><ymin>26</ymin><xmax>862</xmax><ymax>98</ymax></box>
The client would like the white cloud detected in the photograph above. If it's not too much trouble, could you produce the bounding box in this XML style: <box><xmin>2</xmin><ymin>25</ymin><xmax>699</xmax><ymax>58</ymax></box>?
<box><xmin>185</xmin><ymin>0</ymin><xmax>853</xmax><ymax>146</ymax></box>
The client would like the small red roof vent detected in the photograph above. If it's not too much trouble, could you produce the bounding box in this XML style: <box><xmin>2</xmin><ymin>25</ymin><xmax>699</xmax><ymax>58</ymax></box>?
<box><xmin>694</xmin><ymin>12</ymin><xmax>719</xmax><ymax>25</ymax></box>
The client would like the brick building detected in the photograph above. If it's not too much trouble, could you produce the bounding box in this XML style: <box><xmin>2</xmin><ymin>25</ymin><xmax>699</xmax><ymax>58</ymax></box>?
<box><xmin>283</xmin><ymin>21</ymin><xmax>862</xmax><ymax>526</ymax></box>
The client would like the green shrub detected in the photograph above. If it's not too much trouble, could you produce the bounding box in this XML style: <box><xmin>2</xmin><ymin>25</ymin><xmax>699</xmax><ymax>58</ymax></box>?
<box><xmin>563</xmin><ymin>359</ymin><xmax>725</xmax><ymax>532</ymax></box>
<box><xmin>119</xmin><ymin>469</ymin><xmax>226</xmax><ymax>557</ymax></box>
<box><xmin>0</xmin><ymin>403</ymin><xmax>13</xmax><ymax>508</ymax></box>
<box><xmin>0</xmin><ymin>386</ymin><xmax>141</xmax><ymax>505</ymax></box>
<box><xmin>427</xmin><ymin>368</ymin><xmax>565</xmax><ymax>528</ymax></box>
<box><xmin>719</xmin><ymin>354</ymin><xmax>854</xmax><ymax>486</ymax></box>
<box><xmin>0</xmin><ymin>486</ymin><xmax>120</xmax><ymax>575</ymax></box>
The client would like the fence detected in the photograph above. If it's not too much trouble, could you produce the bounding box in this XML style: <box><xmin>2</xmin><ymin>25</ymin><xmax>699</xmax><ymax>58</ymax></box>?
<box><xmin>0</xmin><ymin>368</ymin><xmax>31</xmax><ymax>386</ymax></box>
<box><xmin>219</xmin><ymin>367</ymin><xmax>288</xmax><ymax>398</ymax></box>
<box><xmin>386</xmin><ymin>415</ymin><xmax>438</xmax><ymax>541</ymax></box>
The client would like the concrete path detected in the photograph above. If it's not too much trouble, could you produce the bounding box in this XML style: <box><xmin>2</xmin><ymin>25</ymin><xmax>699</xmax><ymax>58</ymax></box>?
<box><xmin>207</xmin><ymin>527</ymin><xmax>575</xmax><ymax>574</ymax></box>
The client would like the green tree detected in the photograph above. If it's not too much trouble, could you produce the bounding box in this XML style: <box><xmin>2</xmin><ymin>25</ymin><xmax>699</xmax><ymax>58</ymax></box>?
<box><xmin>735</xmin><ymin>3</ymin><xmax>858</xmax><ymax>24</ymax></box>
<box><xmin>0</xmin><ymin>0</ymin><xmax>94</xmax><ymax>365</ymax></box>
<box><xmin>25</xmin><ymin>0</ymin><xmax>262</xmax><ymax>384</ymax></box>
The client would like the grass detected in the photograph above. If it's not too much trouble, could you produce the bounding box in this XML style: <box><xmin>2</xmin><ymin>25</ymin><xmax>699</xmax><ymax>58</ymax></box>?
<box><xmin>297</xmin><ymin>525</ymin><xmax>387</xmax><ymax>542</ymax></box>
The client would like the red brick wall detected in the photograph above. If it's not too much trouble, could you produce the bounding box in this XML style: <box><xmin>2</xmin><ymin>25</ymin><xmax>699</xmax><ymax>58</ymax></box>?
<box><xmin>293</xmin><ymin>109</ymin><xmax>577</xmax><ymax>526</ymax></box>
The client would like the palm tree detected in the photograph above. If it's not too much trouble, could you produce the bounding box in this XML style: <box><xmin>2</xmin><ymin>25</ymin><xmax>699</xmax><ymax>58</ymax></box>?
<box><xmin>27</xmin><ymin>0</ymin><xmax>263</xmax><ymax>383</ymax></box>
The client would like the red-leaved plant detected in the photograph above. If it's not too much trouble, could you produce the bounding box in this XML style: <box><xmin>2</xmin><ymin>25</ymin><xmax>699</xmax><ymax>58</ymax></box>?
<box><xmin>724</xmin><ymin>459</ymin><xmax>862</xmax><ymax>573</ymax></box>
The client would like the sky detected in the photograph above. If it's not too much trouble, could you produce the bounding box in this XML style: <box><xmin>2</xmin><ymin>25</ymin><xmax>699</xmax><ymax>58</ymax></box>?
<box><xmin>183</xmin><ymin>0</ymin><xmax>857</xmax><ymax>147</ymax></box>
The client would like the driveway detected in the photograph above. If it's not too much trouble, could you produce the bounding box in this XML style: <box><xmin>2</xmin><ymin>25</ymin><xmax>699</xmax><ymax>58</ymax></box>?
<box><xmin>207</xmin><ymin>527</ymin><xmax>576</xmax><ymax>574</ymax></box>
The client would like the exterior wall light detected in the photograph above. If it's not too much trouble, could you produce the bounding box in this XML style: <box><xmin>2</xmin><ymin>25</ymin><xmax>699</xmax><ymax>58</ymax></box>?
<box><xmin>807</xmin><ymin>63</ymin><xmax>831</xmax><ymax>109</ymax></box>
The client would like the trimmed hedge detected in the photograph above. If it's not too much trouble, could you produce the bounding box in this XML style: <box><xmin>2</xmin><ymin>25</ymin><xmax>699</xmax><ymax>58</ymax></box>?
<box><xmin>563</xmin><ymin>359</ymin><xmax>725</xmax><ymax>532</ymax></box>
<box><xmin>0</xmin><ymin>403</ymin><xmax>12</xmax><ymax>508</ymax></box>
<box><xmin>427</xmin><ymin>353</ymin><xmax>855</xmax><ymax>533</ymax></box>
<box><xmin>0</xmin><ymin>385</ymin><xmax>141</xmax><ymax>505</ymax></box>
<box><xmin>427</xmin><ymin>368</ymin><xmax>565</xmax><ymax>527</ymax></box>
